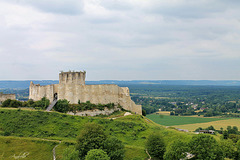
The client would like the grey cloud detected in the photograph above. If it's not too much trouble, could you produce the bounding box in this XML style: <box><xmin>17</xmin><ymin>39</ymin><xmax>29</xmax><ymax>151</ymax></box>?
<box><xmin>99</xmin><ymin>0</ymin><xmax>134</xmax><ymax>11</ymax></box>
<box><xmin>3</xmin><ymin>0</ymin><xmax>83</xmax><ymax>15</ymax></box>
<box><xmin>144</xmin><ymin>0</ymin><xmax>227</xmax><ymax>19</ymax></box>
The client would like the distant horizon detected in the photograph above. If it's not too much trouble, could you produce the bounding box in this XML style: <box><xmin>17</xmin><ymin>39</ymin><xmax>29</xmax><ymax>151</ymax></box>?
<box><xmin>1</xmin><ymin>79</ymin><xmax>240</xmax><ymax>81</ymax></box>
<box><xmin>0</xmin><ymin>79</ymin><xmax>240</xmax><ymax>81</ymax></box>
<box><xmin>1</xmin><ymin>80</ymin><xmax>240</xmax><ymax>90</ymax></box>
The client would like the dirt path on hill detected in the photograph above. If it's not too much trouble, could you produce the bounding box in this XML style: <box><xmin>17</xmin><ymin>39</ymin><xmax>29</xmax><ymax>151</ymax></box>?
<box><xmin>53</xmin><ymin>141</ymin><xmax>61</xmax><ymax>160</ymax></box>
<box><xmin>146</xmin><ymin>149</ymin><xmax>151</xmax><ymax>160</ymax></box>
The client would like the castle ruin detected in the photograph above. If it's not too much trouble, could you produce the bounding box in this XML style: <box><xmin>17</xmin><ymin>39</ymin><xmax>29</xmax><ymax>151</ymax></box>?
<box><xmin>29</xmin><ymin>71</ymin><xmax>142</xmax><ymax>115</ymax></box>
<box><xmin>0</xmin><ymin>93</ymin><xmax>16</xmax><ymax>103</ymax></box>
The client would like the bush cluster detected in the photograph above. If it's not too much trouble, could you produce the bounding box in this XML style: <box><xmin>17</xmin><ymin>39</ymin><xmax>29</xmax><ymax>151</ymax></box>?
<box><xmin>53</xmin><ymin>100</ymin><xmax>116</xmax><ymax>113</ymax></box>
<box><xmin>1</xmin><ymin>97</ymin><xmax>49</xmax><ymax>110</ymax></box>
<box><xmin>1</xmin><ymin>98</ymin><xmax>117</xmax><ymax>114</ymax></box>
<box><xmin>74</xmin><ymin>123</ymin><xmax>125</xmax><ymax>160</ymax></box>
<box><xmin>69</xmin><ymin>101</ymin><xmax>115</xmax><ymax>113</ymax></box>
<box><xmin>146</xmin><ymin>133</ymin><xmax>240</xmax><ymax>160</ymax></box>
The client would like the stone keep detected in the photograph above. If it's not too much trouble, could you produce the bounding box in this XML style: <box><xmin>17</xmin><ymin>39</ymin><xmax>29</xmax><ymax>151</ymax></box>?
<box><xmin>29</xmin><ymin>71</ymin><xmax>142</xmax><ymax>115</ymax></box>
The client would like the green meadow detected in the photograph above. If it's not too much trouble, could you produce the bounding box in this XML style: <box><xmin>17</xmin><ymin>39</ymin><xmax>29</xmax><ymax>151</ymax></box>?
<box><xmin>146</xmin><ymin>114</ymin><xmax>226</xmax><ymax>126</ymax></box>
<box><xmin>0</xmin><ymin>108</ymin><xmax>192</xmax><ymax>160</ymax></box>
<box><xmin>0</xmin><ymin>136</ymin><xmax>56</xmax><ymax>160</ymax></box>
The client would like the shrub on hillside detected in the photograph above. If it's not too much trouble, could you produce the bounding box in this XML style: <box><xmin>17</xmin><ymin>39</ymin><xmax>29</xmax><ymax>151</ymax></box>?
<box><xmin>26</xmin><ymin>99</ymin><xmax>35</xmax><ymax>107</ymax></box>
<box><xmin>236</xmin><ymin>140</ymin><xmax>240</xmax><ymax>159</ymax></box>
<box><xmin>3</xmin><ymin>131</ymin><xmax>11</xmax><ymax>136</ymax></box>
<box><xmin>219</xmin><ymin>139</ymin><xmax>235</xmax><ymax>159</ymax></box>
<box><xmin>54</xmin><ymin>99</ymin><xmax>69</xmax><ymax>113</ymax></box>
<box><xmin>76</xmin><ymin>123</ymin><xmax>124</xmax><ymax>159</ymax></box>
<box><xmin>188</xmin><ymin>134</ymin><xmax>223</xmax><ymax>160</ymax></box>
<box><xmin>31</xmin><ymin>97</ymin><xmax>50</xmax><ymax>109</ymax></box>
<box><xmin>76</xmin><ymin>123</ymin><xmax>107</xmax><ymax>158</ymax></box>
<box><xmin>228</xmin><ymin>134</ymin><xmax>240</xmax><ymax>143</ymax></box>
<box><xmin>85</xmin><ymin>149</ymin><xmax>110</xmax><ymax>160</ymax></box>
<box><xmin>146</xmin><ymin>133</ymin><xmax>166</xmax><ymax>159</ymax></box>
<box><xmin>163</xmin><ymin>139</ymin><xmax>188</xmax><ymax>160</ymax></box>
<box><xmin>9</xmin><ymin>100</ymin><xmax>22</xmax><ymax>108</ymax></box>
<box><xmin>1</xmin><ymin>99</ymin><xmax>12</xmax><ymax>107</ymax></box>
<box><xmin>142</xmin><ymin>109</ymin><xmax>146</xmax><ymax>116</ymax></box>
<box><xmin>103</xmin><ymin>137</ymin><xmax>125</xmax><ymax>160</ymax></box>
<box><xmin>62</xmin><ymin>146</ymin><xmax>80</xmax><ymax>160</ymax></box>
<box><xmin>1</xmin><ymin>99</ymin><xmax>22</xmax><ymax>108</ymax></box>
<box><xmin>68</xmin><ymin>102</ymin><xmax>115</xmax><ymax>113</ymax></box>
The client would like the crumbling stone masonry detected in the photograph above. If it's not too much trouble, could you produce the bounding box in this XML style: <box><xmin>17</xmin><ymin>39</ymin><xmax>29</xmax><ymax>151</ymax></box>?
<box><xmin>29</xmin><ymin>71</ymin><xmax>142</xmax><ymax>115</ymax></box>
<box><xmin>0</xmin><ymin>93</ymin><xmax>16</xmax><ymax>103</ymax></box>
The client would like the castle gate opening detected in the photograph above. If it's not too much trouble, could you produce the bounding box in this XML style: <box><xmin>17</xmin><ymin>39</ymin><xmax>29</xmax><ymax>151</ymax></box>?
<box><xmin>54</xmin><ymin>93</ymin><xmax>58</xmax><ymax>101</ymax></box>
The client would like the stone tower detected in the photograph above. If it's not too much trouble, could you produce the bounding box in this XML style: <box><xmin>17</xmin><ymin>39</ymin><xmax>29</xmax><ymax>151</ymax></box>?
<box><xmin>59</xmin><ymin>71</ymin><xmax>86</xmax><ymax>85</ymax></box>
<box><xmin>58</xmin><ymin>71</ymin><xmax>86</xmax><ymax>103</ymax></box>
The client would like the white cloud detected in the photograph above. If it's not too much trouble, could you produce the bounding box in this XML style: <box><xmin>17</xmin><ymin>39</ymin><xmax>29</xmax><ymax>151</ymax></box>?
<box><xmin>0</xmin><ymin>0</ymin><xmax>240</xmax><ymax>80</ymax></box>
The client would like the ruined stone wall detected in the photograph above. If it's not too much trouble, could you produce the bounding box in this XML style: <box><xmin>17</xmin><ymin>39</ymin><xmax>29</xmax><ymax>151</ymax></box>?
<box><xmin>29</xmin><ymin>81</ymin><xmax>58</xmax><ymax>102</ymax></box>
<box><xmin>58</xmin><ymin>84</ymin><xmax>142</xmax><ymax>115</ymax></box>
<box><xmin>29</xmin><ymin>71</ymin><xmax>142</xmax><ymax>115</ymax></box>
<box><xmin>67</xmin><ymin>107</ymin><xmax>120</xmax><ymax>117</ymax></box>
<box><xmin>118</xmin><ymin>87</ymin><xmax>142</xmax><ymax>115</ymax></box>
<box><xmin>58</xmin><ymin>84</ymin><xmax>119</xmax><ymax>104</ymax></box>
<box><xmin>0</xmin><ymin>93</ymin><xmax>16</xmax><ymax>102</ymax></box>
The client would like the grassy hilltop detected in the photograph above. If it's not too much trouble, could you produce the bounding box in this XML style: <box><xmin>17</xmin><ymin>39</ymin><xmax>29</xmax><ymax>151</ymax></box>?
<box><xmin>1</xmin><ymin>84</ymin><xmax>240</xmax><ymax>159</ymax></box>
<box><xmin>0</xmin><ymin>108</ymin><xmax>191</xmax><ymax>160</ymax></box>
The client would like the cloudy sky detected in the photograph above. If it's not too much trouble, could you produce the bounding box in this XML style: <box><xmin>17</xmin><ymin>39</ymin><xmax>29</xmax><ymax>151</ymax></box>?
<box><xmin>0</xmin><ymin>0</ymin><xmax>240</xmax><ymax>80</ymax></box>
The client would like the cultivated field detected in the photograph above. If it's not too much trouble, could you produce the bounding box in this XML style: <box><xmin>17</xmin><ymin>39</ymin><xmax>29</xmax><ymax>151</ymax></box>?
<box><xmin>173</xmin><ymin>118</ymin><xmax>240</xmax><ymax>131</ymax></box>
<box><xmin>146</xmin><ymin>114</ymin><xmax>226</xmax><ymax>126</ymax></box>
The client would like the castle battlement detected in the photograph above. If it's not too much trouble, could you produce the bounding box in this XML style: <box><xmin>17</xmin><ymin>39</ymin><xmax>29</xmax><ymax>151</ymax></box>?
<box><xmin>59</xmin><ymin>71</ymin><xmax>86</xmax><ymax>85</ymax></box>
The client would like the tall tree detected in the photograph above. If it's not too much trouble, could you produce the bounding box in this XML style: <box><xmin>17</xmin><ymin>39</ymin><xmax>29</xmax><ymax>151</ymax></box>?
<box><xmin>103</xmin><ymin>137</ymin><xmax>124</xmax><ymax>160</ymax></box>
<box><xmin>188</xmin><ymin>134</ymin><xmax>223</xmax><ymax>160</ymax></box>
<box><xmin>75</xmin><ymin>123</ymin><xmax>124</xmax><ymax>159</ymax></box>
<box><xmin>76</xmin><ymin>123</ymin><xmax>107</xmax><ymax>159</ymax></box>
<box><xmin>163</xmin><ymin>139</ymin><xmax>188</xmax><ymax>160</ymax></box>
<box><xmin>236</xmin><ymin>140</ymin><xmax>240</xmax><ymax>160</ymax></box>
<box><xmin>62</xmin><ymin>146</ymin><xmax>80</xmax><ymax>160</ymax></box>
<box><xmin>219</xmin><ymin>139</ymin><xmax>235</xmax><ymax>159</ymax></box>
<box><xmin>85</xmin><ymin>149</ymin><xmax>110</xmax><ymax>160</ymax></box>
<box><xmin>146</xmin><ymin>133</ymin><xmax>166</xmax><ymax>159</ymax></box>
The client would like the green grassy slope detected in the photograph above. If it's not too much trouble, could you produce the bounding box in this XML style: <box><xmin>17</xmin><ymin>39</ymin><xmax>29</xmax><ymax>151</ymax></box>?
<box><xmin>146</xmin><ymin>114</ymin><xmax>226</xmax><ymax>126</ymax></box>
<box><xmin>0</xmin><ymin>136</ymin><xmax>57</xmax><ymax>160</ymax></box>
<box><xmin>0</xmin><ymin>108</ymin><xmax>193</xmax><ymax>160</ymax></box>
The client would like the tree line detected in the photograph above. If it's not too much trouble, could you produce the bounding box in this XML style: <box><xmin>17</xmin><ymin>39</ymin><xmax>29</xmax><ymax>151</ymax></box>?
<box><xmin>0</xmin><ymin>98</ymin><xmax>119</xmax><ymax>114</ymax></box>
<box><xmin>130</xmin><ymin>85</ymin><xmax>240</xmax><ymax>117</ymax></box>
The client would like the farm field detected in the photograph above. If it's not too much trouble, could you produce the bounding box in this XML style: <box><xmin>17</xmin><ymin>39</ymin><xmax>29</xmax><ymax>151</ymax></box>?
<box><xmin>156</xmin><ymin>111</ymin><xmax>170</xmax><ymax>115</ymax></box>
<box><xmin>173</xmin><ymin>118</ymin><xmax>240</xmax><ymax>131</ymax></box>
<box><xmin>146</xmin><ymin>114</ymin><xmax>226</xmax><ymax>126</ymax></box>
